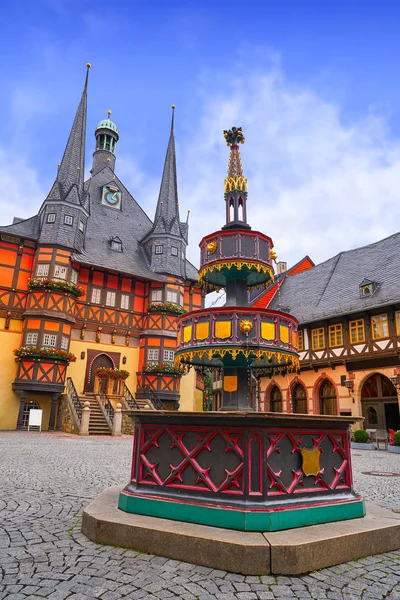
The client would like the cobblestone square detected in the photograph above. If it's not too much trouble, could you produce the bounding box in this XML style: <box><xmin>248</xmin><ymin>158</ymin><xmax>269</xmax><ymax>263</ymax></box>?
<box><xmin>2</xmin><ymin>432</ymin><xmax>400</xmax><ymax>599</ymax></box>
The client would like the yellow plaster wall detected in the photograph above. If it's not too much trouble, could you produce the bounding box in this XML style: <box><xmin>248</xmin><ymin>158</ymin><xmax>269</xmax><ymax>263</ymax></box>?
<box><xmin>179</xmin><ymin>368</ymin><xmax>198</xmax><ymax>411</ymax></box>
<box><xmin>68</xmin><ymin>339</ymin><xmax>140</xmax><ymax>396</ymax></box>
<box><xmin>0</xmin><ymin>322</ymin><xmax>23</xmax><ymax>430</ymax></box>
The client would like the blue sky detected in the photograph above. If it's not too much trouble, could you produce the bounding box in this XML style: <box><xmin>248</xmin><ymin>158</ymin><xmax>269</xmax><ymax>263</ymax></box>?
<box><xmin>2</xmin><ymin>0</ymin><xmax>400</xmax><ymax>271</ymax></box>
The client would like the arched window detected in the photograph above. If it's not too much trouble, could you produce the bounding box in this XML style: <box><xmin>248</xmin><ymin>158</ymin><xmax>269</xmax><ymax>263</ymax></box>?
<box><xmin>22</xmin><ymin>400</ymin><xmax>41</xmax><ymax>428</ymax></box>
<box><xmin>229</xmin><ymin>198</ymin><xmax>234</xmax><ymax>222</ymax></box>
<box><xmin>319</xmin><ymin>380</ymin><xmax>337</xmax><ymax>415</ymax></box>
<box><xmin>238</xmin><ymin>197</ymin><xmax>243</xmax><ymax>221</ymax></box>
<box><xmin>361</xmin><ymin>373</ymin><xmax>399</xmax><ymax>430</ymax></box>
<box><xmin>270</xmin><ymin>386</ymin><xmax>282</xmax><ymax>412</ymax></box>
<box><xmin>87</xmin><ymin>353</ymin><xmax>114</xmax><ymax>393</ymax></box>
<box><xmin>293</xmin><ymin>383</ymin><xmax>308</xmax><ymax>414</ymax></box>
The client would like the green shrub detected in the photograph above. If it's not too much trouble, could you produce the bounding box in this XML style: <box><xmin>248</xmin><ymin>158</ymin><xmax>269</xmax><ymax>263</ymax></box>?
<box><xmin>353</xmin><ymin>429</ymin><xmax>369</xmax><ymax>443</ymax></box>
<box><xmin>393</xmin><ymin>431</ymin><xmax>400</xmax><ymax>446</ymax></box>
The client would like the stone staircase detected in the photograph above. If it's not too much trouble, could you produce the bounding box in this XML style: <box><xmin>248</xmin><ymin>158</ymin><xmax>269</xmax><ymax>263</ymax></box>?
<box><xmin>82</xmin><ymin>394</ymin><xmax>112</xmax><ymax>436</ymax></box>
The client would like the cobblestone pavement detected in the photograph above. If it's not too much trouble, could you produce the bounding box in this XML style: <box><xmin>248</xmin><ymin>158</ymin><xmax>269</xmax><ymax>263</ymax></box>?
<box><xmin>2</xmin><ymin>433</ymin><xmax>400</xmax><ymax>600</ymax></box>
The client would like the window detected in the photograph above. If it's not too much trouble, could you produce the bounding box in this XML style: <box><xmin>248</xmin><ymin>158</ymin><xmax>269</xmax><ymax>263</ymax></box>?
<box><xmin>120</xmin><ymin>294</ymin><xmax>130</xmax><ymax>310</ymax></box>
<box><xmin>311</xmin><ymin>327</ymin><xmax>325</xmax><ymax>350</ymax></box>
<box><xmin>106</xmin><ymin>291</ymin><xmax>116</xmax><ymax>307</ymax></box>
<box><xmin>64</xmin><ymin>215</ymin><xmax>73</xmax><ymax>226</ymax></box>
<box><xmin>78</xmin><ymin>221</ymin><xmax>85</xmax><ymax>233</ymax></box>
<box><xmin>171</xmin><ymin>246</ymin><xmax>178</xmax><ymax>256</ymax></box>
<box><xmin>111</xmin><ymin>240</ymin><xmax>122</xmax><ymax>252</ymax></box>
<box><xmin>91</xmin><ymin>288</ymin><xmax>101</xmax><ymax>304</ymax></box>
<box><xmin>26</xmin><ymin>333</ymin><xmax>38</xmax><ymax>346</ymax></box>
<box><xmin>396</xmin><ymin>312</ymin><xmax>400</xmax><ymax>336</ymax></box>
<box><xmin>350</xmin><ymin>319</ymin><xmax>365</xmax><ymax>343</ymax></box>
<box><xmin>47</xmin><ymin>213</ymin><xmax>56</xmax><ymax>223</ymax></box>
<box><xmin>319</xmin><ymin>380</ymin><xmax>337</xmax><ymax>415</ymax></box>
<box><xmin>60</xmin><ymin>336</ymin><xmax>69</xmax><ymax>350</ymax></box>
<box><xmin>166</xmin><ymin>290</ymin><xmax>178</xmax><ymax>303</ymax></box>
<box><xmin>151</xmin><ymin>289</ymin><xmax>162</xmax><ymax>302</ymax></box>
<box><xmin>361</xmin><ymin>284</ymin><xmax>372</xmax><ymax>296</ymax></box>
<box><xmin>298</xmin><ymin>330</ymin><xmax>304</xmax><ymax>351</ymax></box>
<box><xmin>155</xmin><ymin>245</ymin><xmax>163</xmax><ymax>254</ymax></box>
<box><xmin>163</xmin><ymin>350</ymin><xmax>175</xmax><ymax>363</ymax></box>
<box><xmin>54</xmin><ymin>265</ymin><xmax>67</xmax><ymax>280</ymax></box>
<box><xmin>43</xmin><ymin>334</ymin><xmax>57</xmax><ymax>348</ymax></box>
<box><xmin>36</xmin><ymin>264</ymin><xmax>49</xmax><ymax>278</ymax></box>
<box><xmin>269</xmin><ymin>386</ymin><xmax>282</xmax><ymax>412</ymax></box>
<box><xmin>328</xmin><ymin>324</ymin><xmax>343</xmax><ymax>347</ymax></box>
<box><xmin>292</xmin><ymin>384</ymin><xmax>308</xmax><ymax>414</ymax></box>
<box><xmin>147</xmin><ymin>349</ymin><xmax>159</xmax><ymax>362</ymax></box>
<box><xmin>371</xmin><ymin>314</ymin><xmax>389</xmax><ymax>339</ymax></box>
<box><xmin>70</xmin><ymin>269</ymin><xmax>79</xmax><ymax>284</ymax></box>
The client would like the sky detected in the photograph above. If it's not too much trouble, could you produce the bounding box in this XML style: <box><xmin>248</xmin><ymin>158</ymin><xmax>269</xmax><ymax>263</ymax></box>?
<box><xmin>2</xmin><ymin>0</ymin><xmax>400</xmax><ymax>277</ymax></box>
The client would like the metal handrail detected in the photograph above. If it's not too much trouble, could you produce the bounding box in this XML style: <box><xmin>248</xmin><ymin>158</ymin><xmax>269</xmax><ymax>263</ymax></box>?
<box><xmin>122</xmin><ymin>383</ymin><xmax>140</xmax><ymax>410</ymax></box>
<box><xmin>140</xmin><ymin>386</ymin><xmax>167</xmax><ymax>410</ymax></box>
<box><xmin>99</xmin><ymin>391</ymin><xmax>114</xmax><ymax>425</ymax></box>
<box><xmin>65</xmin><ymin>377</ymin><xmax>82</xmax><ymax>424</ymax></box>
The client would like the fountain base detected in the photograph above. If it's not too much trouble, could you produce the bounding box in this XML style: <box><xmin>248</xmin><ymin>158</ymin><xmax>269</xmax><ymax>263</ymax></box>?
<box><xmin>119</xmin><ymin>411</ymin><xmax>365</xmax><ymax>531</ymax></box>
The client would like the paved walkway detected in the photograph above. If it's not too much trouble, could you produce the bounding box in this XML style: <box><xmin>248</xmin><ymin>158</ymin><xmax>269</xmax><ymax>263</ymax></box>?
<box><xmin>1</xmin><ymin>432</ymin><xmax>400</xmax><ymax>600</ymax></box>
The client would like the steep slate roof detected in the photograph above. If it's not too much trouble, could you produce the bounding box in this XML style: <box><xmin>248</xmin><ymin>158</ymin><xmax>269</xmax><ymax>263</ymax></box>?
<box><xmin>0</xmin><ymin>215</ymin><xmax>40</xmax><ymax>240</ymax></box>
<box><xmin>266</xmin><ymin>232</ymin><xmax>400</xmax><ymax>323</ymax></box>
<box><xmin>72</xmin><ymin>165</ymin><xmax>198</xmax><ymax>282</ymax></box>
<box><xmin>45</xmin><ymin>67</ymin><xmax>89</xmax><ymax>208</ymax></box>
<box><xmin>143</xmin><ymin>108</ymin><xmax>186</xmax><ymax>240</ymax></box>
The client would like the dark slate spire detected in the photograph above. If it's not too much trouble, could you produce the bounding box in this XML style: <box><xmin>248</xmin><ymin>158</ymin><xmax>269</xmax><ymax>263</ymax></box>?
<box><xmin>45</xmin><ymin>63</ymin><xmax>90</xmax><ymax>206</ymax></box>
<box><xmin>151</xmin><ymin>105</ymin><xmax>183</xmax><ymax>237</ymax></box>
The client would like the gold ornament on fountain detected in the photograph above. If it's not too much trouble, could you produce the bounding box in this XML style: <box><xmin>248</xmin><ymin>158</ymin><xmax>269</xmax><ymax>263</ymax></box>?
<box><xmin>239</xmin><ymin>319</ymin><xmax>253</xmax><ymax>335</ymax></box>
<box><xmin>270</xmin><ymin>250</ymin><xmax>278</xmax><ymax>261</ymax></box>
<box><xmin>206</xmin><ymin>241</ymin><xmax>218</xmax><ymax>254</ymax></box>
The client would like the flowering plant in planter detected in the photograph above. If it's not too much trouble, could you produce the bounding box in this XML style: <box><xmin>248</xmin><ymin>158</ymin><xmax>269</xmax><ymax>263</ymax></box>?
<box><xmin>143</xmin><ymin>362</ymin><xmax>182</xmax><ymax>375</ymax></box>
<box><xmin>147</xmin><ymin>301</ymin><xmax>187</xmax><ymax>315</ymax></box>
<box><xmin>95</xmin><ymin>367</ymin><xmax>130</xmax><ymax>380</ymax></box>
<box><xmin>28</xmin><ymin>278</ymin><xmax>85</xmax><ymax>298</ymax></box>
<box><xmin>14</xmin><ymin>346</ymin><xmax>77</xmax><ymax>362</ymax></box>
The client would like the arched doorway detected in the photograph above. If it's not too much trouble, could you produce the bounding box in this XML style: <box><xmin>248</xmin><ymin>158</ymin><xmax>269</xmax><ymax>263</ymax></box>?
<box><xmin>21</xmin><ymin>400</ymin><xmax>40</xmax><ymax>428</ymax></box>
<box><xmin>293</xmin><ymin>383</ymin><xmax>308</xmax><ymax>413</ymax></box>
<box><xmin>319</xmin><ymin>380</ymin><xmax>337</xmax><ymax>415</ymax></box>
<box><xmin>86</xmin><ymin>354</ymin><xmax>114</xmax><ymax>393</ymax></box>
<box><xmin>361</xmin><ymin>374</ymin><xmax>400</xmax><ymax>431</ymax></box>
<box><xmin>269</xmin><ymin>386</ymin><xmax>282</xmax><ymax>412</ymax></box>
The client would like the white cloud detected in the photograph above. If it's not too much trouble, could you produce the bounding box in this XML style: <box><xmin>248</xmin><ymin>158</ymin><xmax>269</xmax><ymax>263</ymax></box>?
<box><xmin>177</xmin><ymin>58</ymin><xmax>400</xmax><ymax>272</ymax></box>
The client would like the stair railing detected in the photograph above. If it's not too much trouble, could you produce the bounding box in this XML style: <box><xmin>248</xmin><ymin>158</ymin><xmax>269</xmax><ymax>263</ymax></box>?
<box><xmin>98</xmin><ymin>390</ymin><xmax>114</xmax><ymax>427</ymax></box>
<box><xmin>122</xmin><ymin>382</ymin><xmax>141</xmax><ymax>410</ymax></box>
<box><xmin>140</xmin><ymin>385</ymin><xmax>167</xmax><ymax>410</ymax></box>
<box><xmin>65</xmin><ymin>377</ymin><xmax>82</xmax><ymax>427</ymax></box>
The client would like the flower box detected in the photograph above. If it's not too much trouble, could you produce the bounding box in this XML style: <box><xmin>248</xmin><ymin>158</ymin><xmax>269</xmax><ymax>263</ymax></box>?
<box><xmin>388</xmin><ymin>445</ymin><xmax>400</xmax><ymax>454</ymax></box>
<box><xmin>28</xmin><ymin>278</ymin><xmax>84</xmax><ymax>298</ymax></box>
<box><xmin>350</xmin><ymin>442</ymin><xmax>376</xmax><ymax>450</ymax></box>
<box><xmin>95</xmin><ymin>367</ymin><xmax>129</xmax><ymax>380</ymax></box>
<box><xmin>147</xmin><ymin>302</ymin><xmax>186</xmax><ymax>315</ymax></box>
<box><xmin>143</xmin><ymin>362</ymin><xmax>182</xmax><ymax>376</ymax></box>
<box><xmin>14</xmin><ymin>346</ymin><xmax>76</xmax><ymax>363</ymax></box>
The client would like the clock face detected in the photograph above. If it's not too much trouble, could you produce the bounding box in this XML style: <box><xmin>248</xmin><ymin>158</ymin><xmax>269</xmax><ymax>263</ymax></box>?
<box><xmin>102</xmin><ymin>185</ymin><xmax>122</xmax><ymax>210</ymax></box>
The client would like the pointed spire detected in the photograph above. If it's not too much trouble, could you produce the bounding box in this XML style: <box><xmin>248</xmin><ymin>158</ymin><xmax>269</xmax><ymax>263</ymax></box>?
<box><xmin>151</xmin><ymin>105</ymin><xmax>182</xmax><ymax>236</ymax></box>
<box><xmin>46</xmin><ymin>63</ymin><xmax>90</xmax><ymax>205</ymax></box>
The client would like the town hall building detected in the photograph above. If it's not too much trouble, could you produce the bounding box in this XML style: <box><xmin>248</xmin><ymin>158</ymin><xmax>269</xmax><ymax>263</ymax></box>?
<box><xmin>0</xmin><ymin>65</ymin><xmax>203</xmax><ymax>432</ymax></box>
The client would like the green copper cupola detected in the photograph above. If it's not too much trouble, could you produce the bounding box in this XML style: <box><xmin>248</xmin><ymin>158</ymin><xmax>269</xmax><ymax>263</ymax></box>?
<box><xmin>91</xmin><ymin>110</ymin><xmax>119</xmax><ymax>175</ymax></box>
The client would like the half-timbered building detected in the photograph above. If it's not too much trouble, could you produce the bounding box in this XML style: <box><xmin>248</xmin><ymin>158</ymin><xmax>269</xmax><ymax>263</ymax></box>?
<box><xmin>252</xmin><ymin>237</ymin><xmax>400</xmax><ymax>431</ymax></box>
<box><xmin>0</xmin><ymin>66</ymin><xmax>203</xmax><ymax>432</ymax></box>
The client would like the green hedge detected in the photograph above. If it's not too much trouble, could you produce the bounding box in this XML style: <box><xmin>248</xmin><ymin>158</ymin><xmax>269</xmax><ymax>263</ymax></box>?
<box><xmin>353</xmin><ymin>429</ymin><xmax>369</xmax><ymax>443</ymax></box>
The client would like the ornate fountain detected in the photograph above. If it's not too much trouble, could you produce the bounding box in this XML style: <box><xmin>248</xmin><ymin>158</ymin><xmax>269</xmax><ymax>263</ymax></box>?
<box><xmin>119</xmin><ymin>127</ymin><xmax>364</xmax><ymax>532</ymax></box>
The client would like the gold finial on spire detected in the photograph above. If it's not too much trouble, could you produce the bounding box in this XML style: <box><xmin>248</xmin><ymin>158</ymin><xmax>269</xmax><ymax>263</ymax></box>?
<box><xmin>223</xmin><ymin>126</ymin><xmax>247</xmax><ymax>193</ymax></box>
<box><xmin>86</xmin><ymin>63</ymin><xmax>91</xmax><ymax>68</ymax></box>
<box><xmin>107</xmin><ymin>109</ymin><xmax>112</xmax><ymax>117</ymax></box>
<box><xmin>172</xmin><ymin>105</ymin><xmax>176</xmax><ymax>109</ymax></box>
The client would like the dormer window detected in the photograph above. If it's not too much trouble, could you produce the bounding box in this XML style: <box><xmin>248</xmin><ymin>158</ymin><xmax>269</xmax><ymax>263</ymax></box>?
<box><xmin>47</xmin><ymin>213</ymin><xmax>56</xmax><ymax>223</ymax></box>
<box><xmin>155</xmin><ymin>245</ymin><xmax>163</xmax><ymax>255</ymax></box>
<box><xmin>360</xmin><ymin>279</ymin><xmax>379</xmax><ymax>297</ymax></box>
<box><xmin>110</xmin><ymin>237</ymin><xmax>122</xmax><ymax>252</ymax></box>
